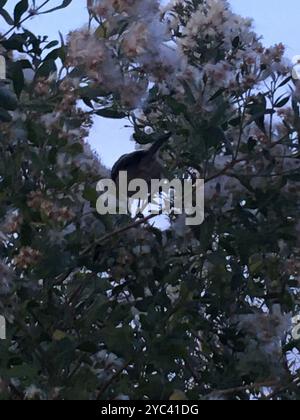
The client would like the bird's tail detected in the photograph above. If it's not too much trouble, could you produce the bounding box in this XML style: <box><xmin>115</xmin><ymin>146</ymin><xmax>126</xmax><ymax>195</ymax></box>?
<box><xmin>148</xmin><ymin>132</ymin><xmax>172</xmax><ymax>155</ymax></box>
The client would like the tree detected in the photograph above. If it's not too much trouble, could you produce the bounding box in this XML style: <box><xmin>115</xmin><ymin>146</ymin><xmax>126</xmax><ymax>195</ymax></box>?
<box><xmin>0</xmin><ymin>0</ymin><xmax>299</xmax><ymax>400</ymax></box>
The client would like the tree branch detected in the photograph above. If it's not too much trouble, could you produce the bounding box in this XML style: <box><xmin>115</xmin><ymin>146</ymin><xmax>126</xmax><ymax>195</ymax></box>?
<box><xmin>204</xmin><ymin>380</ymin><xmax>280</xmax><ymax>400</ymax></box>
<box><xmin>0</xmin><ymin>0</ymin><xmax>51</xmax><ymax>41</ymax></box>
<box><xmin>96</xmin><ymin>360</ymin><xmax>132</xmax><ymax>400</ymax></box>
<box><xmin>80</xmin><ymin>213</ymin><xmax>158</xmax><ymax>257</ymax></box>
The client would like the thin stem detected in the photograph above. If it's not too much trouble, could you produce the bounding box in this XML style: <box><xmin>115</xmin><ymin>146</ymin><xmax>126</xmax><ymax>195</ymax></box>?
<box><xmin>269</xmin><ymin>80</ymin><xmax>276</xmax><ymax>143</ymax></box>
<box><xmin>80</xmin><ymin>213</ymin><xmax>158</xmax><ymax>257</ymax></box>
<box><xmin>204</xmin><ymin>380</ymin><xmax>280</xmax><ymax>400</ymax></box>
<box><xmin>234</xmin><ymin>91</ymin><xmax>251</xmax><ymax>160</ymax></box>
<box><xmin>205</xmin><ymin>158</ymin><xmax>247</xmax><ymax>183</ymax></box>
<box><xmin>96</xmin><ymin>360</ymin><xmax>132</xmax><ymax>400</ymax></box>
<box><xmin>0</xmin><ymin>0</ymin><xmax>51</xmax><ymax>41</ymax></box>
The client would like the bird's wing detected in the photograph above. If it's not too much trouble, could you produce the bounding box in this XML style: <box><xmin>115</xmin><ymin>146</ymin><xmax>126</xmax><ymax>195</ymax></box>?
<box><xmin>111</xmin><ymin>150</ymin><xmax>147</xmax><ymax>181</ymax></box>
<box><xmin>110</xmin><ymin>133</ymin><xmax>171</xmax><ymax>181</ymax></box>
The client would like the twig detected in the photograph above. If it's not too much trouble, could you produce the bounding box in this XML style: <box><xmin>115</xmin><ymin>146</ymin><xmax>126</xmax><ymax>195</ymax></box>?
<box><xmin>261</xmin><ymin>377</ymin><xmax>300</xmax><ymax>400</ymax></box>
<box><xmin>234</xmin><ymin>93</ymin><xmax>249</xmax><ymax>160</ymax></box>
<box><xmin>9</xmin><ymin>381</ymin><xmax>24</xmax><ymax>400</ymax></box>
<box><xmin>80</xmin><ymin>213</ymin><xmax>158</xmax><ymax>257</ymax></box>
<box><xmin>96</xmin><ymin>360</ymin><xmax>132</xmax><ymax>400</ymax></box>
<box><xmin>53</xmin><ymin>269</ymin><xmax>76</xmax><ymax>286</ymax></box>
<box><xmin>0</xmin><ymin>0</ymin><xmax>51</xmax><ymax>41</ymax></box>
<box><xmin>205</xmin><ymin>158</ymin><xmax>247</xmax><ymax>183</ymax></box>
<box><xmin>204</xmin><ymin>380</ymin><xmax>280</xmax><ymax>400</ymax></box>
<box><xmin>184</xmin><ymin>358</ymin><xmax>202</xmax><ymax>385</ymax></box>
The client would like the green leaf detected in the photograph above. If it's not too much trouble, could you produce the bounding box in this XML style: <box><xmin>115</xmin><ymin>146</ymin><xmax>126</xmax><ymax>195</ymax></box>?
<box><xmin>278</xmin><ymin>76</ymin><xmax>292</xmax><ymax>88</ymax></box>
<box><xmin>83</xmin><ymin>187</ymin><xmax>98</xmax><ymax>205</ymax></box>
<box><xmin>44</xmin><ymin>40</ymin><xmax>59</xmax><ymax>50</ymax></box>
<box><xmin>248</xmin><ymin>137</ymin><xmax>257</xmax><ymax>152</ymax></box>
<box><xmin>169</xmin><ymin>390</ymin><xmax>188</xmax><ymax>400</ymax></box>
<box><xmin>40</xmin><ymin>0</ymin><xmax>73</xmax><ymax>15</ymax></box>
<box><xmin>292</xmin><ymin>97</ymin><xmax>300</xmax><ymax>117</ymax></box>
<box><xmin>11</xmin><ymin>61</ymin><xmax>25</xmax><ymax>97</ymax></box>
<box><xmin>53</xmin><ymin>330</ymin><xmax>67</xmax><ymax>341</ymax></box>
<box><xmin>77</xmin><ymin>342</ymin><xmax>98</xmax><ymax>353</ymax></box>
<box><xmin>67</xmin><ymin>142</ymin><xmax>83</xmax><ymax>155</ymax></box>
<box><xmin>95</xmin><ymin>108</ymin><xmax>126</xmax><ymax>119</ymax></box>
<box><xmin>1</xmin><ymin>33</ymin><xmax>26</xmax><ymax>52</ymax></box>
<box><xmin>209</xmin><ymin>88</ymin><xmax>225</xmax><ymax>101</ymax></box>
<box><xmin>228</xmin><ymin>116</ymin><xmax>242</xmax><ymax>127</ymax></box>
<box><xmin>0</xmin><ymin>85</ymin><xmax>18</xmax><ymax>110</ymax></box>
<box><xmin>165</xmin><ymin>97</ymin><xmax>187</xmax><ymax>115</ymax></box>
<box><xmin>232</xmin><ymin>36</ymin><xmax>240</xmax><ymax>49</ymax></box>
<box><xmin>179</xmin><ymin>79</ymin><xmax>196</xmax><ymax>104</ymax></box>
<box><xmin>0</xmin><ymin>8</ymin><xmax>14</xmax><ymax>25</ymax></box>
<box><xmin>36</xmin><ymin>59</ymin><xmax>57</xmax><ymax>78</ymax></box>
<box><xmin>14</xmin><ymin>0</ymin><xmax>29</xmax><ymax>25</ymax></box>
<box><xmin>274</xmin><ymin>96</ymin><xmax>290</xmax><ymax>108</ymax></box>
<box><xmin>79</xmin><ymin>85</ymin><xmax>107</xmax><ymax>102</ymax></box>
<box><xmin>0</xmin><ymin>107</ymin><xmax>12</xmax><ymax>122</ymax></box>
<box><xmin>44</xmin><ymin>47</ymin><xmax>64</xmax><ymax>61</ymax></box>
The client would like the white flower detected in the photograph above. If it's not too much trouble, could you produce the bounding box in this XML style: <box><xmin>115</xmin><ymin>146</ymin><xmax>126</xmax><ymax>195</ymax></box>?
<box><xmin>166</xmin><ymin>284</ymin><xmax>181</xmax><ymax>304</ymax></box>
<box><xmin>24</xmin><ymin>385</ymin><xmax>44</xmax><ymax>400</ymax></box>
<box><xmin>116</xmin><ymin>394</ymin><xmax>130</xmax><ymax>400</ymax></box>
<box><xmin>237</xmin><ymin>311</ymin><xmax>292</xmax><ymax>356</ymax></box>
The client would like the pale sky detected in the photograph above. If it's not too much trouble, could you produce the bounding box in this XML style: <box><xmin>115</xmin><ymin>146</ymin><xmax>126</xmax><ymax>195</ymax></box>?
<box><xmin>2</xmin><ymin>0</ymin><xmax>299</xmax><ymax>167</ymax></box>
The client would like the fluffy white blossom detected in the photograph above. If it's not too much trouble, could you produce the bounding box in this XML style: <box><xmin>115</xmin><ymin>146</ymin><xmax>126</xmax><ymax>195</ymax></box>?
<box><xmin>24</xmin><ymin>385</ymin><xmax>44</xmax><ymax>400</ymax></box>
<box><xmin>237</xmin><ymin>311</ymin><xmax>292</xmax><ymax>357</ymax></box>
<box><xmin>67</xmin><ymin>29</ymin><xmax>121</xmax><ymax>87</ymax></box>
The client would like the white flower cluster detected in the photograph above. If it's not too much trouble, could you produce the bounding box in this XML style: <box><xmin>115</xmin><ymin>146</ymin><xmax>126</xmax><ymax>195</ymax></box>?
<box><xmin>237</xmin><ymin>311</ymin><xmax>291</xmax><ymax>358</ymax></box>
<box><xmin>67</xmin><ymin>0</ymin><xmax>188</xmax><ymax>108</ymax></box>
<box><xmin>166</xmin><ymin>0</ymin><xmax>289</xmax><ymax>100</ymax></box>
<box><xmin>24</xmin><ymin>385</ymin><xmax>44</xmax><ymax>400</ymax></box>
<box><xmin>88</xmin><ymin>0</ymin><xmax>160</xmax><ymax>20</ymax></box>
<box><xmin>67</xmin><ymin>29</ymin><xmax>122</xmax><ymax>87</ymax></box>
<box><xmin>182</xmin><ymin>0</ymin><xmax>253</xmax><ymax>46</ymax></box>
<box><xmin>1</xmin><ymin>209</ymin><xmax>23</xmax><ymax>235</ymax></box>
<box><xmin>67</xmin><ymin>27</ymin><xmax>148</xmax><ymax>108</ymax></box>
<box><xmin>66</xmin><ymin>0</ymin><xmax>291</xmax><ymax>113</ymax></box>
<box><xmin>91</xmin><ymin>349</ymin><xmax>125</xmax><ymax>381</ymax></box>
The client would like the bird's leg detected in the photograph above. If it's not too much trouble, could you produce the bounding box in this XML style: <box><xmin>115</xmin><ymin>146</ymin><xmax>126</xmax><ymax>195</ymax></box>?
<box><xmin>132</xmin><ymin>196</ymin><xmax>148</xmax><ymax>220</ymax></box>
<box><xmin>159</xmin><ymin>186</ymin><xmax>163</xmax><ymax>215</ymax></box>
<box><xmin>138</xmin><ymin>195</ymin><xmax>151</xmax><ymax>218</ymax></box>
<box><xmin>169</xmin><ymin>186</ymin><xmax>176</xmax><ymax>219</ymax></box>
<box><xmin>136</xmin><ymin>197</ymin><xmax>144</xmax><ymax>219</ymax></box>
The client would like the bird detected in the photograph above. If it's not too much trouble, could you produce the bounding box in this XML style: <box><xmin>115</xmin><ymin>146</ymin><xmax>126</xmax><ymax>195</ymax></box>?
<box><xmin>111</xmin><ymin>132</ymin><xmax>172</xmax><ymax>185</ymax></box>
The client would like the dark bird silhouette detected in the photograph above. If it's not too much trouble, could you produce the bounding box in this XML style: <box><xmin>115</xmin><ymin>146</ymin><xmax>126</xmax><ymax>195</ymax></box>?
<box><xmin>111</xmin><ymin>132</ymin><xmax>172</xmax><ymax>184</ymax></box>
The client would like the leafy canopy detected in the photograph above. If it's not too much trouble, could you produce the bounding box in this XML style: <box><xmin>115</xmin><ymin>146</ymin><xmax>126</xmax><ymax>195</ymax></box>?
<box><xmin>0</xmin><ymin>0</ymin><xmax>299</xmax><ymax>400</ymax></box>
